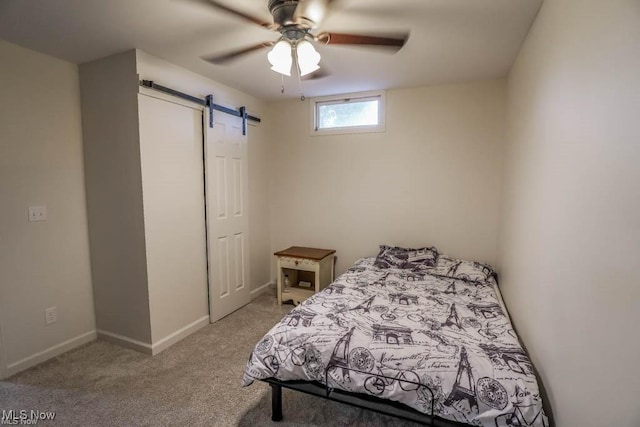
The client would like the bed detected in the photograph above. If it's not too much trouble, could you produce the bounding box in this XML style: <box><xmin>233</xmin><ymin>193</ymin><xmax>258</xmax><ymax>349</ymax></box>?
<box><xmin>242</xmin><ymin>249</ymin><xmax>548</xmax><ymax>427</ymax></box>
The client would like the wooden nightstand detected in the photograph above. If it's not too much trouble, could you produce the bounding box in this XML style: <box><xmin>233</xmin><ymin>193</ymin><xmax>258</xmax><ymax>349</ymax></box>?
<box><xmin>274</xmin><ymin>246</ymin><xmax>336</xmax><ymax>305</ymax></box>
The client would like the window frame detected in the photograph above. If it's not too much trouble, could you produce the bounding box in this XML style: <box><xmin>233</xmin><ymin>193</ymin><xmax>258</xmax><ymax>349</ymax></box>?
<box><xmin>309</xmin><ymin>90</ymin><xmax>386</xmax><ymax>136</ymax></box>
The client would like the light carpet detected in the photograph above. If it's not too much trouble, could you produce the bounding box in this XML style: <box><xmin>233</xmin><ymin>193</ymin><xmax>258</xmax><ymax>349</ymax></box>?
<box><xmin>0</xmin><ymin>292</ymin><xmax>420</xmax><ymax>426</ymax></box>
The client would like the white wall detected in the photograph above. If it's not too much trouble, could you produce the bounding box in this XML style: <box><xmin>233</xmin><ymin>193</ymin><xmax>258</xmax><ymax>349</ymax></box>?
<box><xmin>268</xmin><ymin>80</ymin><xmax>507</xmax><ymax>275</ymax></box>
<box><xmin>498</xmin><ymin>1</ymin><xmax>640</xmax><ymax>426</ymax></box>
<box><xmin>0</xmin><ymin>40</ymin><xmax>96</xmax><ymax>377</ymax></box>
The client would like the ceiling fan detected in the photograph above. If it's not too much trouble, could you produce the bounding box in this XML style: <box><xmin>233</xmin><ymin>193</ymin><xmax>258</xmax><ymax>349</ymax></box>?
<box><xmin>196</xmin><ymin>0</ymin><xmax>409</xmax><ymax>78</ymax></box>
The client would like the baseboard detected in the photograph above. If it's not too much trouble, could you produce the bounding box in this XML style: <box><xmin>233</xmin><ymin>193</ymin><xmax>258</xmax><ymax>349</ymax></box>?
<box><xmin>97</xmin><ymin>330</ymin><xmax>153</xmax><ymax>355</ymax></box>
<box><xmin>250</xmin><ymin>281</ymin><xmax>274</xmax><ymax>299</ymax></box>
<box><xmin>98</xmin><ymin>315</ymin><xmax>210</xmax><ymax>356</ymax></box>
<box><xmin>150</xmin><ymin>315</ymin><xmax>209</xmax><ymax>355</ymax></box>
<box><xmin>5</xmin><ymin>330</ymin><xmax>97</xmax><ymax>377</ymax></box>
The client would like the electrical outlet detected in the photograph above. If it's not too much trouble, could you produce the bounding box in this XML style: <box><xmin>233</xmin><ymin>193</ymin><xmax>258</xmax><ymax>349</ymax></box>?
<box><xmin>45</xmin><ymin>307</ymin><xmax>57</xmax><ymax>325</ymax></box>
<box><xmin>28</xmin><ymin>206</ymin><xmax>47</xmax><ymax>222</ymax></box>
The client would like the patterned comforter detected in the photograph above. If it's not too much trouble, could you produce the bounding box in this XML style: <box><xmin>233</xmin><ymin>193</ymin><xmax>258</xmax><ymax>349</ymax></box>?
<box><xmin>243</xmin><ymin>258</ymin><xmax>548</xmax><ymax>427</ymax></box>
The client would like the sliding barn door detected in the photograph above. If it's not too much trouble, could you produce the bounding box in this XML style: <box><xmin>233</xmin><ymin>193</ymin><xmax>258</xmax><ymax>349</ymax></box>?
<box><xmin>138</xmin><ymin>94</ymin><xmax>209</xmax><ymax>341</ymax></box>
<box><xmin>205</xmin><ymin>111</ymin><xmax>251</xmax><ymax>323</ymax></box>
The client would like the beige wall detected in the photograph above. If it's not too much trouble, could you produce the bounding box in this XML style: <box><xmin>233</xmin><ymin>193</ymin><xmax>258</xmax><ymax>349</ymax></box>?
<box><xmin>80</xmin><ymin>51</ymin><xmax>152</xmax><ymax>344</ymax></box>
<box><xmin>268</xmin><ymin>80</ymin><xmax>507</xmax><ymax>275</ymax></box>
<box><xmin>247</xmin><ymin>119</ymin><xmax>272</xmax><ymax>291</ymax></box>
<box><xmin>0</xmin><ymin>40</ymin><xmax>96</xmax><ymax>376</ymax></box>
<box><xmin>498</xmin><ymin>1</ymin><xmax>640</xmax><ymax>426</ymax></box>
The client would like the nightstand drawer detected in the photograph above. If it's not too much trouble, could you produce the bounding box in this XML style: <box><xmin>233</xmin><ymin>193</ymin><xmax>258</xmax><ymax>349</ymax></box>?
<box><xmin>279</xmin><ymin>256</ymin><xmax>318</xmax><ymax>271</ymax></box>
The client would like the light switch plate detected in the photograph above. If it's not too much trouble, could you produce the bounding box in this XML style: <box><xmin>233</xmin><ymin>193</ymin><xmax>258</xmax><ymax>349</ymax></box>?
<box><xmin>45</xmin><ymin>307</ymin><xmax>57</xmax><ymax>325</ymax></box>
<box><xmin>28</xmin><ymin>206</ymin><xmax>47</xmax><ymax>222</ymax></box>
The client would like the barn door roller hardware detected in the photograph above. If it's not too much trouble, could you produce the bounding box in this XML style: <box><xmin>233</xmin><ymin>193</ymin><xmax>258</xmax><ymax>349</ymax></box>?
<box><xmin>140</xmin><ymin>80</ymin><xmax>261</xmax><ymax>134</ymax></box>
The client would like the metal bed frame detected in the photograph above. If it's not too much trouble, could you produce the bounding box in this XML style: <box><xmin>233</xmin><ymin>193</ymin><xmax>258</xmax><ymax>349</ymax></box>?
<box><xmin>263</xmin><ymin>363</ymin><xmax>471</xmax><ymax>427</ymax></box>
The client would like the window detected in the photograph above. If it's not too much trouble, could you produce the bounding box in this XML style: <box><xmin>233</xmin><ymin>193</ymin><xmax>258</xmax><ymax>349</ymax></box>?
<box><xmin>310</xmin><ymin>91</ymin><xmax>386</xmax><ymax>136</ymax></box>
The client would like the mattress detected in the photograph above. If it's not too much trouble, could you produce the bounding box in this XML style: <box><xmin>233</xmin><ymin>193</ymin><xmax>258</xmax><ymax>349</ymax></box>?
<box><xmin>243</xmin><ymin>257</ymin><xmax>548</xmax><ymax>427</ymax></box>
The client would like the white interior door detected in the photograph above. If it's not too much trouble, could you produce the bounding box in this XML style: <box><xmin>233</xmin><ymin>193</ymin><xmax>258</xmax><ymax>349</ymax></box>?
<box><xmin>205</xmin><ymin>110</ymin><xmax>251</xmax><ymax>323</ymax></box>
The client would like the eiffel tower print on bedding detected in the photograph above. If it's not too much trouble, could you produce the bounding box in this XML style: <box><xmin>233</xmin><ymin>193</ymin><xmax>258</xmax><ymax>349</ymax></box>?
<box><xmin>243</xmin><ymin>257</ymin><xmax>548</xmax><ymax>427</ymax></box>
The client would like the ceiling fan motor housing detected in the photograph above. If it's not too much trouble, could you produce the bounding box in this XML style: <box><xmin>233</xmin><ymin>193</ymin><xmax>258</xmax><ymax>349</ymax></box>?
<box><xmin>268</xmin><ymin>0</ymin><xmax>313</xmax><ymax>29</ymax></box>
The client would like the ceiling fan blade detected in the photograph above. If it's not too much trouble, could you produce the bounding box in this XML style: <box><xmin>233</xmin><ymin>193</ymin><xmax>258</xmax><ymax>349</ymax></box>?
<box><xmin>293</xmin><ymin>0</ymin><xmax>330</xmax><ymax>28</ymax></box>
<box><xmin>301</xmin><ymin>67</ymin><xmax>331</xmax><ymax>81</ymax></box>
<box><xmin>189</xmin><ymin>0</ymin><xmax>273</xmax><ymax>29</ymax></box>
<box><xmin>315</xmin><ymin>32</ymin><xmax>409</xmax><ymax>51</ymax></box>
<box><xmin>202</xmin><ymin>42</ymin><xmax>274</xmax><ymax>64</ymax></box>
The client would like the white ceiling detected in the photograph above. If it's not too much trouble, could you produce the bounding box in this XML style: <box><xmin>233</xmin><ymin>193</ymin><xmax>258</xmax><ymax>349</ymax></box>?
<box><xmin>0</xmin><ymin>0</ymin><xmax>542</xmax><ymax>101</ymax></box>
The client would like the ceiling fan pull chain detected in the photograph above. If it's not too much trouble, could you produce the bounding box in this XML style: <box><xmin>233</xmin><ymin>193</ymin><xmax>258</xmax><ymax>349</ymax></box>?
<box><xmin>296</xmin><ymin>61</ymin><xmax>305</xmax><ymax>101</ymax></box>
<box><xmin>281</xmin><ymin>74</ymin><xmax>285</xmax><ymax>95</ymax></box>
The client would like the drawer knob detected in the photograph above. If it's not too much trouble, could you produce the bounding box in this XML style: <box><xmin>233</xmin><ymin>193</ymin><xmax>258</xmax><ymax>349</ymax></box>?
<box><xmin>295</xmin><ymin>260</ymin><xmax>299</xmax><ymax>265</ymax></box>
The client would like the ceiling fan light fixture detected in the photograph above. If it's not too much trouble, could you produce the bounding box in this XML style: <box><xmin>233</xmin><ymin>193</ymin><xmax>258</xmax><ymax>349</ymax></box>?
<box><xmin>296</xmin><ymin>40</ymin><xmax>321</xmax><ymax>76</ymax></box>
<box><xmin>268</xmin><ymin>40</ymin><xmax>293</xmax><ymax>76</ymax></box>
